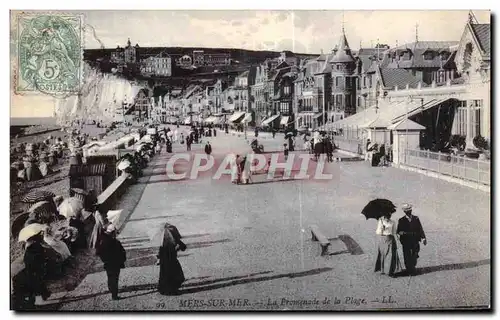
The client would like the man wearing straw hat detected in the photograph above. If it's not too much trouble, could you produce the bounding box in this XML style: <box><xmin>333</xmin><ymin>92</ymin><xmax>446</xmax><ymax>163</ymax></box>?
<box><xmin>397</xmin><ymin>203</ymin><xmax>427</xmax><ymax>275</ymax></box>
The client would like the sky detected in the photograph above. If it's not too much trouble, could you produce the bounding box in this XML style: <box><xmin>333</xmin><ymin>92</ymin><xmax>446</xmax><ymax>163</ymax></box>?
<box><xmin>10</xmin><ymin>10</ymin><xmax>491</xmax><ymax>118</ymax></box>
<box><xmin>83</xmin><ymin>10</ymin><xmax>490</xmax><ymax>53</ymax></box>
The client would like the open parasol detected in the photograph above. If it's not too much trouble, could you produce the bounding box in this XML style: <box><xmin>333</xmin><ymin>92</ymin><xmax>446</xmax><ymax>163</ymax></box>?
<box><xmin>148</xmin><ymin>222</ymin><xmax>183</xmax><ymax>247</ymax></box>
<box><xmin>361</xmin><ymin>199</ymin><xmax>397</xmax><ymax>220</ymax></box>
<box><xmin>117</xmin><ymin>159</ymin><xmax>131</xmax><ymax>171</ymax></box>
<box><xmin>18</xmin><ymin>223</ymin><xmax>47</xmax><ymax>242</ymax></box>
<box><xmin>58</xmin><ymin>197</ymin><xmax>84</xmax><ymax>219</ymax></box>
<box><xmin>21</xmin><ymin>190</ymin><xmax>56</xmax><ymax>204</ymax></box>
<box><xmin>107</xmin><ymin>210</ymin><xmax>123</xmax><ymax>228</ymax></box>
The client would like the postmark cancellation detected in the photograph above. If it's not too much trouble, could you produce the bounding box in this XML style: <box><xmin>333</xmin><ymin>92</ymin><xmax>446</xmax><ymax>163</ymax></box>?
<box><xmin>14</xmin><ymin>11</ymin><xmax>84</xmax><ymax>95</ymax></box>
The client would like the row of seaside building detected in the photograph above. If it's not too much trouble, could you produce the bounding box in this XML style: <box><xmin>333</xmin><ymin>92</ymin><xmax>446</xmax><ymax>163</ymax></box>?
<box><xmin>135</xmin><ymin>17</ymin><xmax>489</xmax><ymax>151</ymax></box>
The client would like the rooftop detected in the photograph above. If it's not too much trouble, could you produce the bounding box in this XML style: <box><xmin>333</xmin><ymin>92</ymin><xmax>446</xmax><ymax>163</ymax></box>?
<box><xmin>331</xmin><ymin>32</ymin><xmax>356</xmax><ymax>64</ymax></box>
<box><xmin>380</xmin><ymin>68</ymin><xmax>422</xmax><ymax>90</ymax></box>
<box><xmin>470</xmin><ymin>24</ymin><xmax>490</xmax><ymax>55</ymax></box>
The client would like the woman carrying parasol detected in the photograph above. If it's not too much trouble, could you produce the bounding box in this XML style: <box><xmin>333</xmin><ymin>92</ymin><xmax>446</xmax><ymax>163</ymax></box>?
<box><xmin>362</xmin><ymin>199</ymin><xmax>402</xmax><ymax>277</ymax></box>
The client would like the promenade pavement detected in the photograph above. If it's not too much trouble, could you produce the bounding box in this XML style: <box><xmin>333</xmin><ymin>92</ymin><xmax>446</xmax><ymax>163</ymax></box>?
<box><xmin>56</xmin><ymin>129</ymin><xmax>490</xmax><ymax>311</ymax></box>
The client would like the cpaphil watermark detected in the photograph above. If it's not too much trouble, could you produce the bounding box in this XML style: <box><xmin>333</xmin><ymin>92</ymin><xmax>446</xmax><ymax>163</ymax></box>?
<box><xmin>163</xmin><ymin>152</ymin><xmax>336</xmax><ymax>182</ymax></box>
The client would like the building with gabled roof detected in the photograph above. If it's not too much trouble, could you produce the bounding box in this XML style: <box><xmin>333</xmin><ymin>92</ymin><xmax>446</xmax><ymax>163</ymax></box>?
<box><xmin>329</xmin><ymin>14</ymin><xmax>491</xmax><ymax>155</ymax></box>
<box><xmin>330</xmin><ymin>27</ymin><xmax>358</xmax><ymax>119</ymax></box>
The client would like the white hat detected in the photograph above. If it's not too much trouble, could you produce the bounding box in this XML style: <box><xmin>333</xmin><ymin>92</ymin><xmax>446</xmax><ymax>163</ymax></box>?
<box><xmin>402</xmin><ymin>203</ymin><xmax>413</xmax><ymax>211</ymax></box>
<box><xmin>117</xmin><ymin>160</ymin><xmax>131</xmax><ymax>171</ymax></box>
<box><xmin>105</xmin><ymin>223</ymin><xmax>116</xmax><ymax>233</ymax></box>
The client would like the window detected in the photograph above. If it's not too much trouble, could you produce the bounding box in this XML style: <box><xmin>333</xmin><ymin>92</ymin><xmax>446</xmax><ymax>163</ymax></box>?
<box><xmin>357</xmin><ymin>97</ymin><xmax>362</xmax><ymax>107</ymax></box>
<box><xmin>473</xmin><ymin>100</ymin><xmax>483</xmax><ymax>136</ymax></box>
<box><xmin>463</xmin><ymin>43</ymin><xmax>473</xmax><ymax>73</ymax></box>
<box><xmin>335</xmin><ymin>76</ymin><xmax>342</xmax><ymax>87</ymax></box>
<box><xmin>346</xmin><ymin>77</ymin><xmax>352</xmax><ymax>89</ymax></box>
<box><xmin>423</xmin><ymin>51</ymin><xmax>435</xmax><ymax>60</ymax></box>
<box><xmin>284</xmin><ymin>86</ymin><xmax>290</xmax><ymax>95</ymax></box>
<box><xmin>280</xmin><ymin>102</ymin><xmax>289</xmax><ymax>114</ymax></box>
<box><xmin>335</xmin><ymin>94</ymin><xmax>343</xmax><ymax>108</ymax></box>
<box><xmin>454</xmin><ymin>101</ymin><xmax>467</xmax><ymax>136</ymax></box>
<box><xmin>363</xmin><ymin>76</ymin><xmax>366</xmax><ymax>88</ymax></box>
<box><xmin>337</xmin><ymin>64</ymin><xmax>341</xmax><ymax>70</ymax></box>
<box><xmin>345</xmin><ymin>95</ymin><xmax>351</xmax><ymax>110</ymax></box>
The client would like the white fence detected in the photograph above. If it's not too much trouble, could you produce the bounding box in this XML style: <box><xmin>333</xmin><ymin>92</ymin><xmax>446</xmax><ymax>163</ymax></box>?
<box><xmin>401</xmin><ymin>148</ymin><xmax>490</xmax><ymax>186</ymax></box>
<box><xmin>332</xmin><ymin>136</ymin><xmax>364</xmax><ymax>154</ymax></box>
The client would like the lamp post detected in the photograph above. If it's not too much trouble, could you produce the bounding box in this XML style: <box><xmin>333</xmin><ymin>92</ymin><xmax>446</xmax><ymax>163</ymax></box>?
<box><xmin>122</xmin><ymin>101</ymin><xmax>127</xmax><ymax>127</ymax></box>
<box><xmin>360</xmin><ymin>93</ymin><xmax>379</xmax><ymax>147</ymax></box>
<box><xmin>189</xmin><ymin>104</ymin><xmax>193</xmax><ymax>126</ymax></box>
<box><xmin>406</xmin><ymin>95</ymin><xmax>424</xmax><ymax>160</ymax></box>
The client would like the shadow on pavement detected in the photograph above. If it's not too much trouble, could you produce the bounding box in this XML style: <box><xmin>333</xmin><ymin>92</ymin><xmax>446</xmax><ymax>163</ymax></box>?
<box><xmin>241</xmin><ymin>178</ymin><xmax>301</xmax><ymax>186</ymax></box>
<box><xmin>327</xmin><ymin>250</ymin><xmax>350</xmax><ymax>256</ymax></box>
<box><xmin>127</xmin><ymin>214</ymin><xmax>183</xmax><ymax>222</ymax></box>
<box><xmin>52</xmin><ymin>270</ymin><xmax>278</xmax><ymax>306</ymax></box>
<box><xmin>136</xmin><ymin>178</ymin><xmax>189</xmax><ymax>185</ymax></box>
<box><xmin>179</xmin><ymin>267</ymin><xmax>333</xmax><ymax>295</ymax></box>
<box><xmin>416</xmin><ymin>258</ymin><xmax>490</xmax><ymax>276</ymax></box>
<box><xmin>150</xmin><ymin>163</ymin><xmax>168</xmax><ymax>170</ymax></box>
<box><xmin>181</xmin><ymin>233</ymin><xmax>212</xmax><ymax>239</ymax></box>
<box><xmin>338</xmin><ymin>235</ymin><xmax>364</xmax><ymax>255</ymax></box>
<box><xmin>187</xmin><ymin>238</ymin><xmax>232</xmax><ymax>249</ymax></box>
<box><xmin>182</xmin><ymin>271</ymin><xmax>273</xmax><ymax>288</ymax></box>
<box><xmin>141</xmin><ymin>171</ymin><xmax>168</xmax><ymax>177</ymax></box>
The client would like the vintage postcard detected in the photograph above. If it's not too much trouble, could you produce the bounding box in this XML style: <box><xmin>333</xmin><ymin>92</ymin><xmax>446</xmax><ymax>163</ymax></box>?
<box><xmin>9</xmin><ymin>10</ymin><xmax>491</xmax><ymax>311</ymax></box>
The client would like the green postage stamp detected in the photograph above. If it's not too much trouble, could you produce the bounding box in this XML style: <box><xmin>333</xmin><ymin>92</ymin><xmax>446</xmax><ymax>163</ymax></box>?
<box><xmin>14</xmin><ymin>12</ymin><xmax>84</xmax><ymax>95</ymax></box>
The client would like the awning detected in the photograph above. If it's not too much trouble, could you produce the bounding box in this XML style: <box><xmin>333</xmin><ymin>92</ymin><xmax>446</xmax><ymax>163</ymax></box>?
<box><xmin>262</xmin><ymin>114</ymin><xmax>280</xmax><ymax>126</ymax></box>
<box><xmin>241</xmin><ymin>113</ymin><xmax>252</xmax><ymax>124</ymax></box>
<box><xmin>280</xmin><ymin>116</ymin><xmax>290</xmax><ymax>125</ymax></box>
<box><xmin>387</xmin><ymin>119</ymin><xmax>426</xmax><ymax>131</ymax></box>
<box><xmin>229</xmin><ymin>112</ymin><xmax>245</xmax><ymax>123</ymax></box>
<box><xmin>391</xmin><ymin>98</ymin><xmax>453</xmax><ymax>124</ymax></box>
<box><xmin>204</xmin><ymin>116</ymin><xmax>217</xmax><ymax>124</ymax></box>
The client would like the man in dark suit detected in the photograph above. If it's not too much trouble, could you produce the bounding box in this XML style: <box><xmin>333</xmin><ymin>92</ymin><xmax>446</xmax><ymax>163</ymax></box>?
<box><xmin>96</xmin><ymin>224</ymin><xmax>126</xmax><ymax>300</ymax></box>
<box><xmin>397</xmin><ymin>204</ymin><xmax>427</xmax><ymax>275</ymax></box>
<box><xmin>204</xmin><ymin>141</ymin><xmax>212</xmax><ymax>156</ymax></box>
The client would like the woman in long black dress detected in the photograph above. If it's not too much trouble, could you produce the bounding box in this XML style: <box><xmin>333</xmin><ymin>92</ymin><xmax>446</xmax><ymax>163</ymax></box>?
<box><xmin>158</xmin><ymin>223</ymin><xmax>187</xmax><ymax>295</ymax></box>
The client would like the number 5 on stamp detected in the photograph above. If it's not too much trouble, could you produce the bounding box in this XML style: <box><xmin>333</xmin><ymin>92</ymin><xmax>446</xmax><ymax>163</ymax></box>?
<box><xmin>14</xmin><ymin>12</ymin><xmax>84</xmax><ymax>95</ymax></box>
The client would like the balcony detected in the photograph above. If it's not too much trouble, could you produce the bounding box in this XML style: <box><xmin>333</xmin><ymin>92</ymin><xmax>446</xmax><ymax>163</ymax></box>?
<box><xmin>298</xmin><ymin>106</ymin><xmax>314</xmax><ymax>113</ymax></box>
